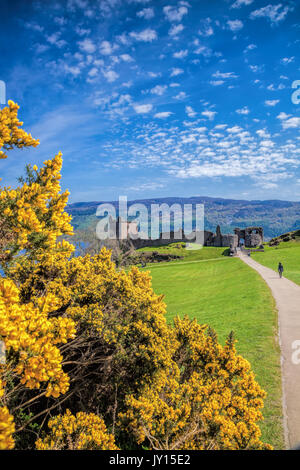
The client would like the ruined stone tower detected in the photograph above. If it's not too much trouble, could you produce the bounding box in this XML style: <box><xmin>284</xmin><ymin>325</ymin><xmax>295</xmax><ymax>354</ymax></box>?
<box><xmin>234</xmin><ymin>227</ymin><xmax>264</xmax><ymax>248</ymax></box>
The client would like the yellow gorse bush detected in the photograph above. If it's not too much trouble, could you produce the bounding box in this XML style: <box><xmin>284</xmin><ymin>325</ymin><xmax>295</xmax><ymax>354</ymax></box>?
<box><xmin>0</xmin><ymin>100</ymin><xmax>39</xmax><ymax>160</ymax></box>
<box><xmin>35</xmin><ymin>410</ymin><xmax>118</xmax><ymax>450</ymax></box>
<box><xmin>0</xmin><ymin>101</ymin><xmax>272</xmax><ymax>451</ymax></box>
<box><xmin>0</xmin><ymin>151</ymin><xmax>74</xmax><ymax>258</ymax></box>
<box><xmin>120</xmin><ymin>317</ymin><xmax>271</xmax><ymax>450</ymax></box>
<box><xmin>0</xmin><ymin>101</ymin><xmax>76</xmax><ymax>449</ymax></box>
<box><xmin>0</xmin><ymin>279</ymin><xmax>76</xmax><ymax>395</ymax></box>
<box><xmin>0</xmin><ymin>405</ymin><xmax>15</xmax><ymax>450</ymax></box>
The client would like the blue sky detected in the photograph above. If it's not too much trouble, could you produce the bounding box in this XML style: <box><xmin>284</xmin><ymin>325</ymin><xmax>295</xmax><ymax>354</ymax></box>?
<box><xmin>0</xmin><ymin>0</ymin><xmax>299</xmax><ymax>202</ymax></box>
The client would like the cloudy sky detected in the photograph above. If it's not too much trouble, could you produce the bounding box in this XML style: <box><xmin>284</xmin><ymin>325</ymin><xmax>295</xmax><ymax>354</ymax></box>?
<box><xmin>0</xmin><ymin>0</ymin><xmax>299</xmax><ymax>202</ymax></box>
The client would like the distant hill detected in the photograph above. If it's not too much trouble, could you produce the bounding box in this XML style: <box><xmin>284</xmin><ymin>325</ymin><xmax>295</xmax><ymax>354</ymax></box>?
<box><xmin>67</xmin><ymin>196</ymin><xmax>300</xmax><ymax>240</ymax></box>
<box><xmin>269</xmin><ymin>229</ymin><xmax>300</xmax><ymax>245</ymax></box>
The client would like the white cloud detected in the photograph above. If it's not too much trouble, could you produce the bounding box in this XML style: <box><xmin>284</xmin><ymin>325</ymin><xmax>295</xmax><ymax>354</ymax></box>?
<box><xmin>133</xmin><ymin>104</ymin><xmax>153</xmax><ymax>114</ymax></box>
<box><xmin>116</xmin><ymin>33</ymin><xmax>129</xmax><ymax>45</ymax></box>
<box><xmin>256</xmin><ymin>129</ymin><xmax>270</xmax><ymax>138</ymax></box>
<box><xmin>202</xmin><ymin>110</ymin><xmax>217</xmax><ymax>120</ymax></box>
<box><xmin>250</xmin><ymin>4</ymin><xmax>293</xmax><ymax>23</ymax></box>
<box><xmin>227</xmin><ymin>126</ymin><xmax>243</xmax><ymax>134</ymax></box>
<box><xmin>260</xmin><ymin>139</ymin><xmax>274</xmax><ymax>148</ymax></box>
<box><xmin>130</xmin><ymin>28</ymin><xmax>157</xmax><ymax>42</ymax></box>
<box><xmin>36</xmin><ymin>44</ymin><xmax>50</xmax><ymax>54</ymax></box>
<box><xmin>163</xmin><ymin>5</ymin><xmax>188</xmax><ymax>22</ymax></box>
<box><xmin>281</xmin><ymin>117</ymin><xmax>300</xmax><ymax>130</ymax></box>
<box><xmin>150</xmin><ymin>85</ymin><xmax>167</xmax><ymax>96</ymax></box>
<box><xmin>236</xmin><ymin>106</ymin><xmax>250</xmax><ymax>115</ymax></box>
<box><xmin>105</xmin><ymin>117</ymin><xmax>300</xmax><ymax>188</ymax></box>
<box><xmin>122</xmin><ymin>80</ymin><xmax>133</xmax><ymax>88</ymax></box>
<box><xmin>174</xmin><ymin>91</ymin><xmax>187</xmax><ymax>100</ymax></box>
<box><xmin>64</xmin><ymin>64</ymin><xmax>81</xmax><ymax>76</ymax></box>
<box><xmin>249</xmin><ymin>64</ymin><xmax>263</xmax><ymax>73</ymax></box>
<box><xmin>136</xmin><ymin>7</ymin><xmax>154</xmax><ymax>19</ymax></box>
<box><xmin>173</xmin><ymin>49</ymin><xmax>188</xmax><ymax>59</ymax></box>
<box><xmin>186</xmin><ymin>106</ymin><xmax>197</xmax><ymax>117</ymax></box>
<box><xmin>170</xmin><ymin>67</ymin><xmax>184</xmax><ymax>77</ymax></box>
<box><xmin>47</xmin><ymin>32</ymin><xmax>67</xmax><ymax>48</ymax></box>
<box><xmin>100</xmin><ymin>40</ymin><xmax>117</xmax><ymax>55</ymax></box>
<box><xmin>67</xmin><ymin>0</ymin><xmax>89</xmax><ymax>12</ymax></box>
<box><xmin>112</xmin><ymin>94</ymin><xmax>132</xmax><ymax>107</ymax></box>
<box><xmin>78</xmin><ymin>38</ymin><xmax>96</xmax><ymax>53</ymax></box>
<box><xmin>169</xmin><ymin>24</ymin><xmax>184</xmax><ymax>37</ymax></box>
<box><xmin>194</xmin><ymin>45</ymin><xmax>212</xmax><ymax>57</ymax></box>
<box><xmin>212</xmin><ymin>71</ymin><xmax>238</xmax><ymax>79</ymax></box>
<box><xmin>281</xmin><ymin>57</ymin><xmax>295</xmax><ymax>64</ymax></box>
<box><xmin>93</xmin><ymin>58</ymin><xmax>104</xmax><ymax>66</ymax></box>
<box><xmin>25</xmin><ymin>22</ymin><xmax>44</xmax><ymax>32</ymax></box>
<box><xmin>54</xmin><ymin>17</ymin><xmax>67</xmax><ymax>26</ymax></box>
<box><xmin>277</xmin><ymin>112</ymin><xmax>291</xmax><ymax>120</ymax></box>
<box><xmin>244</xmin><ymin>43</ymin><xmax>257</xmax><ymax>53</ymax></box>
<box><xmin>102</xmin><ymin>69</ymin><xmax>119</xmax><ymax>82</ymax></box>
<box><xmin>88</xmin><ymin>67</ymin><xmax>98</xmax><ymax>77</ymax></box>
<box><xmin>227</xmin><ymin>19</ymin><xmax>244</xmax><ymax>31</ymax></box>
<box><xmin>120</xmin><ymin>54</ymin><xmax>134</xmax><ymax>62</ymax></box>
<box><xmin>154</xmin><ymin>111</ymin><xmax>173</xmax><ymax>118</ymax></box>
<box><xmin>210</xmin><ymin>80</ymin><xmax>225</xmax><ymax>86</ymax></box>
<box><xmin>267</xmin><ymin>83</ymin><xmax>285</xmax><ymax>91</ymax></box>
<box><xmin>263</xmin><ymin>182</ymin><xmax>278</xmax><ymax>189</ymax></box>
<box><xmin>148</xmin><ymin>71</ymin><xmax>161</xmax><ymax>78</ymax></box>
<box><xmin>265</xmin><ymin>99</ymin><xmax>279</xmax><ymax>106</ymax></box>
<box><xmin>75</xmin><ymin>26</ymin><xmax>90</xmax><ymax>36</ymax></box>
<box><xmin>231</xmin><ymin>0</ymin><xmax>254</xmax><ymax>8</ymax></box>
<box><xmin>198</xmin><ymin>18</ymin><xmax>214</xmax><ymax>37</ymax></box>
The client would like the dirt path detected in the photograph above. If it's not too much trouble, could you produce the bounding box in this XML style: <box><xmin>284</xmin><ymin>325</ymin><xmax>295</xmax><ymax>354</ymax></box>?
<box><xmin>238</xmin><ymin>249</ymin><xmax>300</xmax><ymax>449</ymax></box>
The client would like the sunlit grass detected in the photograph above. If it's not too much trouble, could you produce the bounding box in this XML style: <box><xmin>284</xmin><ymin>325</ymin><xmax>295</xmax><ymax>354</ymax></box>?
<box><xmin>252</xmin><ymin>241</ymin><xmax>300</xmax><ymax>285</ymax></box>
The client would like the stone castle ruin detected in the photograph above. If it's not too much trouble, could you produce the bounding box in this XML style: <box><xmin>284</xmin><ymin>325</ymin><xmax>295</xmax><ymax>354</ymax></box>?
<box><xmin>234</xmin><ymin>227</ymin><xmax>264</xmax><ymax>248</ymax></box>
<box><xmin>109</xmin><ymin>217</ymin><xmax>264</xmax><ymax>250</ymax></box>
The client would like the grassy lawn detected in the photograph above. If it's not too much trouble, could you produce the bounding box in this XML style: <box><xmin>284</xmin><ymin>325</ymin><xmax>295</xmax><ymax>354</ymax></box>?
<box><xmin>252</xmin><ymin>241</ymin><xmax>300</xmax><ymax>286</ymax></box>
<box><xmin>140</xmin><ymin>254</ymin><xmax>284</xmax><ymax>449</ymax></box>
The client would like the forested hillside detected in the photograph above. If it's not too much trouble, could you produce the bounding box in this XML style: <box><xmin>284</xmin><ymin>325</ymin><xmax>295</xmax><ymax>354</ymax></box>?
<box><xmin>68</xmin><ymin>197</ymin><xmax>300</xmax><ymax>239</ymax></box>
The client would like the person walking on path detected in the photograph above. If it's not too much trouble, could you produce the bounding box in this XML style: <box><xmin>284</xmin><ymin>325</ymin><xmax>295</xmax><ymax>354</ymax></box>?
<box><xmin>278</xmin><ymin>262</ymin><xmax>284</xmax><ymax>278</ymax></box>
<box><xmin>237</xmin><ymin>251</ymin><xmax>300</xmax><ymax>447</ymax></box>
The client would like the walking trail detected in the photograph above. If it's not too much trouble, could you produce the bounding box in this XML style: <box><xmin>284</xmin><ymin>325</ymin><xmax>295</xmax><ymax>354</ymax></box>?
<box><xmin>237</xmin><ymin>248</ymin><xmax>300</xmax><ymax>449</ymax></box>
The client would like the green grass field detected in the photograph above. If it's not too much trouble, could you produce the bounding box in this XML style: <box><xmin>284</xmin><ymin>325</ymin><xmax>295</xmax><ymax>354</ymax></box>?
<box><xmin>252</xmin><ymin>241</ymin><xmax>300</xmax><ymax>286</ymax></box>
<box><xmin>138</xmin><ymin>248</ymin><xmax>284</xmax><ymax>448</ymax></box>
<box><xmin>137</xmin><ymin>242</ymin><xmax>229</xmax><ymax>263</ymax></box>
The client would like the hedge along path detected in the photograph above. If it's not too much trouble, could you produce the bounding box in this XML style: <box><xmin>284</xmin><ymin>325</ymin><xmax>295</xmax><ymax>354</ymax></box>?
<box><xmin>238</xmin><ymin>249</ymin><xmax>300</xmax><ymax>449</ymax></box>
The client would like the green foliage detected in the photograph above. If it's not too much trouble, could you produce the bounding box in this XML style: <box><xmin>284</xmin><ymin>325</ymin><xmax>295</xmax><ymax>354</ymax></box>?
<box><xmin>14</xmin><ymin>409</ymin><xmax>41</xmax><ymax>450</ymax></box>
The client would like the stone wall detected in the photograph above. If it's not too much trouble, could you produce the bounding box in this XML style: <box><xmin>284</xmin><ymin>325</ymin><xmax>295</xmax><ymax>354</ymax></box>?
<box><xmin>110</xmin><ymin>218</ymin><xmax>262</xmax><ymax>250</ymax></box>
